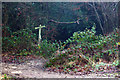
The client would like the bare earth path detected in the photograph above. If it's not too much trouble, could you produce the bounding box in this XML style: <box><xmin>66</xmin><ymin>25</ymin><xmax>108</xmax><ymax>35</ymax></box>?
<box><xmin>2</xmin><ymin>57</ymin><xmax>118</xmax><ymax>78</ymax></box>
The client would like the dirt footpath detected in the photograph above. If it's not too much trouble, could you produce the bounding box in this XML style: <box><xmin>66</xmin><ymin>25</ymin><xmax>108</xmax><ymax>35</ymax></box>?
<box><xmin>2</xmin><ymin>58</ymin><xmax>118</xmax><ymax>78</ymax></box>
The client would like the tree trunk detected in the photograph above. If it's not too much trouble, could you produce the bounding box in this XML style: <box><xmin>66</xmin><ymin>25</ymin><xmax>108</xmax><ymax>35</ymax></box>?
<box><xmin>88</xmin><ymin>2</ymin><xmax>104</xmax><ymax>35</ymax></box>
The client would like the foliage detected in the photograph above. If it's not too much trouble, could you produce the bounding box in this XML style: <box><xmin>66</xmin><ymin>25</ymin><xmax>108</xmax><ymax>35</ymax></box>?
<box><xmin>2</xmin><ymin>26</ymin><xmax>12</xmax><ymax>37</ymax></box>
<box><xmin>45</xmin><ymin>25</ymin><xmax>119</xmax><ymax>74</ymax></box>
<box><xmin>65</xmin><ymin>24</ymin><xmax>119</xmax><ymax>62</ymax></box>
<box><xmin>71</xmin><ymin>23</ymin><xmax>96</xmax><ymax>43</ymax></box>
<box><xmin>2</xmin><ymin>26</ymin><xmax>62</xmax><ymax>58</ymax></box>
<box><xmin>2</xmin><ymin>27</ymin><xmax>37</xmax><ymax>55</ymax></box>
<box><xmin>2</xmin><ymin>2</ymin><xmax>119</xmax><ymax>75</ymax></box>
<box><xmin>36</xmin><ymin>40</ymin><xmax>56</xmax><ymax>57</ymax></box>
<box><xmin>35</xmin><ymin>40</ymin><xmax>64</xmax><ymax>58</ymax></box>
<box><xmin>3</xmin><ymin>2</ymin><xmax>115</xmax><ymax>41</ymax></box>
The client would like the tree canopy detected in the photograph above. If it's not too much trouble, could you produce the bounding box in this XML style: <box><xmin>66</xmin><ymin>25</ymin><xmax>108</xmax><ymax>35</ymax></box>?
<box><xmin>2</xmin><ymin>2</ymin><xmax>118</xmax><ymax>41</ymax></box>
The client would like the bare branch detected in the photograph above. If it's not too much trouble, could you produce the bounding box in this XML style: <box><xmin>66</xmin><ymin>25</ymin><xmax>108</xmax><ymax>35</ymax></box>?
<box><xmin>49</xmin><ymin>19</ymin><xmax>81</xmax><ymax>24</ymax></box>
<box><xmin>88</xmin><ymin>2</ymin><xmax>104</xmax><ymax>34</ymax></box>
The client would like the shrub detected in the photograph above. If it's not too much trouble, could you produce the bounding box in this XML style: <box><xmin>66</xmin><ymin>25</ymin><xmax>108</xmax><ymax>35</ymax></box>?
<box><xmin>46</xmin><ymin>24</ymin><xmax>119</xmax><ymax>68</ymax></box>
<box><xmin>37</xmin><ymin>40</ymin><xmax>63</xmax><ymax>58</ymax></box>
<box><xmin>2</xmin><ymin>28</ymin><xmax>37</xmax><ymax>55</ymax></box>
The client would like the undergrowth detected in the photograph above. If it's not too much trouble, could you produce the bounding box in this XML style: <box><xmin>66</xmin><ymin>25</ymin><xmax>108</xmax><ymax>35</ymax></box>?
<box><xmin>2</xmin><ymin>25</ymin><xmax>119</xmax><ymax>74</ymax></box>
<box><xmin>45</xmin><ymin>24</ymin><xmax>119</xmax><ymax>74</ymax></box>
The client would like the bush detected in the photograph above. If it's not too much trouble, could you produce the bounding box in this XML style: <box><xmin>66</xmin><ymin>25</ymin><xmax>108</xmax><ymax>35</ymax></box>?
<box><xmin>46</xmin><ymin>24</ymin><xmax>119</xmax><ymax>68</ymax></box>
<box><xmin>2</xmin><ymin>28</ymin><xmax>37</xmax><ymax>55</ymax></box>
<box><xmin>36</xmin><ymin>40</ymin><xmax>63</xmax><ymax>58</ymax></box>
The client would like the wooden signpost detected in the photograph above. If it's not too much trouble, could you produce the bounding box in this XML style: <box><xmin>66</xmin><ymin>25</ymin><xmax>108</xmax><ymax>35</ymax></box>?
<box><xmin>118</xmin><ymin>25</ymin><xmax>120</xmax><ymax>68</ymax></box>
<box><xmin>118</xmin><ymin>38</ymin><xmax>120</xmax><ymax>68</ymax></box>
<box><xmin>35</xmin><ymin>25</ymin><xmax>46</xmax><ymax>44</ymax></box>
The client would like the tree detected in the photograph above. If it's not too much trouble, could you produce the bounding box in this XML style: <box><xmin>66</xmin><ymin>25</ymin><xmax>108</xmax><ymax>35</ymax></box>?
<box><xmin>3</xmin><ymin>2</ymin><xmax>118</xmax><ymax>41</ymax></box>
<box><xmin>87</xmin><ymin>2</ymin><xmax>118</xmax><ymax>34</ymax></box>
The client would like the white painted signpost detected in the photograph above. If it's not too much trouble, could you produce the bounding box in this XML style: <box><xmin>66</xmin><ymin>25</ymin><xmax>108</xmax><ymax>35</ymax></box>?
<box><xmin>35</xmin><ymin>25</ymin><xmax>46</xmax><ymax>44</ymax></box>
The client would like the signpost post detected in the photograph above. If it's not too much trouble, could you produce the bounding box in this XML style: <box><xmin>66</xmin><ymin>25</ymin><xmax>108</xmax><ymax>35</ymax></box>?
<box><xmin>35</xmin><ymin>25</ymin><xmax>45</xmax><ymax>44</ymax></box>
<box><xmin>117</xmin><ymin>32</ymin><xmax>120</xmax><ymax>77</ymax></box>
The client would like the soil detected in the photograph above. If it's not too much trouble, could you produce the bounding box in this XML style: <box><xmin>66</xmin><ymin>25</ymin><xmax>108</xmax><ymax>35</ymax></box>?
<box><xmin>1</xmin><ymin>57</ymin><xmax>119</xmax><ymax>78</ymax></box>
